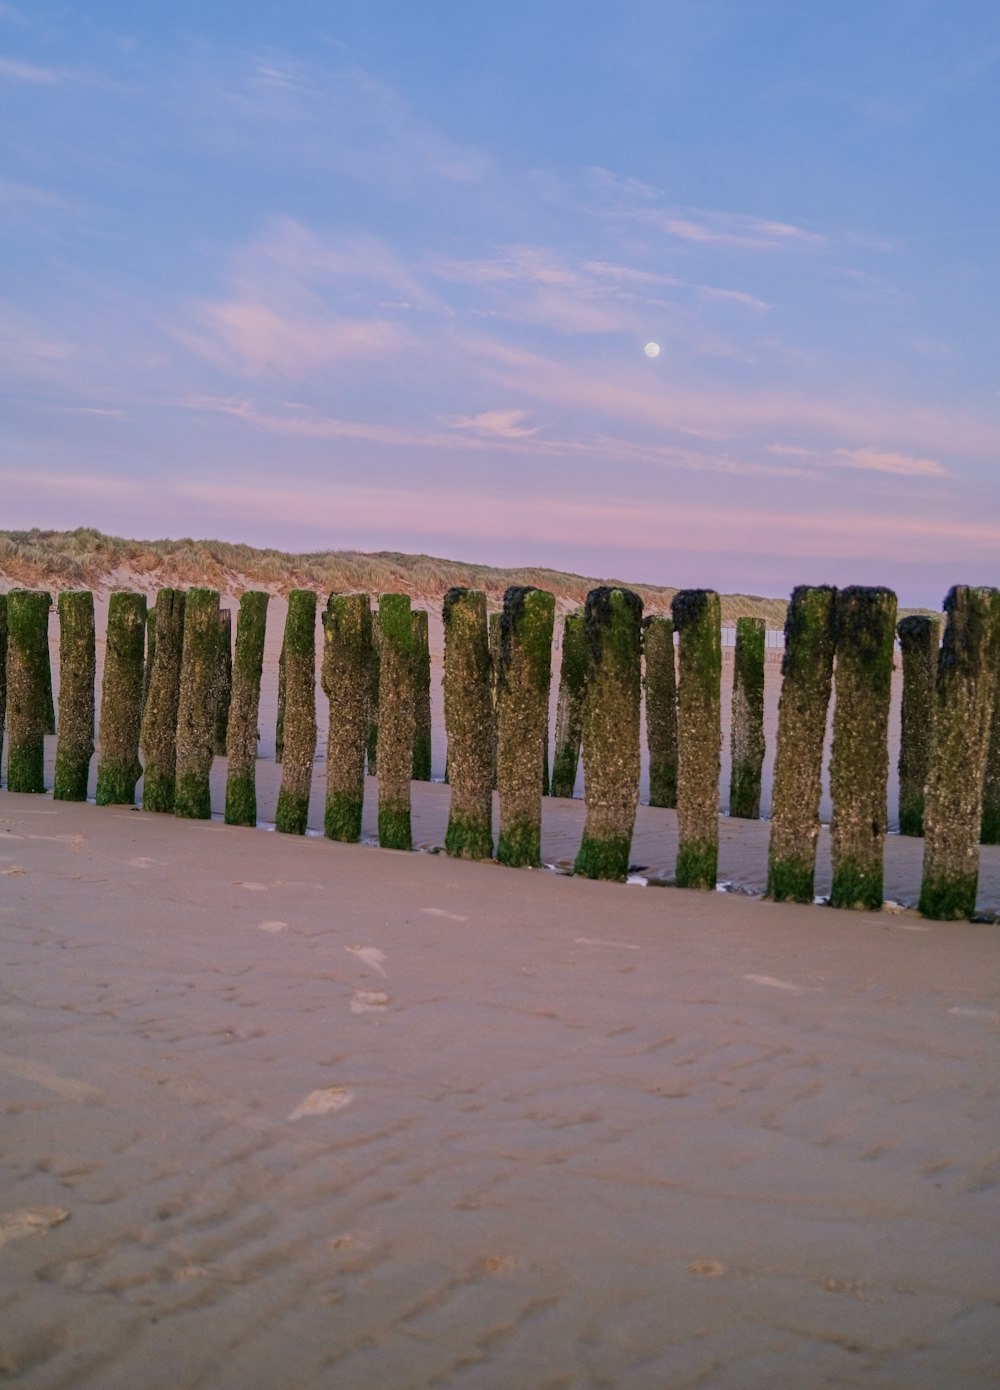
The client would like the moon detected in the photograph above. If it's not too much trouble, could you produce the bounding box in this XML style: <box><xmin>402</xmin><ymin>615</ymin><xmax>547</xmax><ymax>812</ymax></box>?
<box><xmin>644</xmin><ymin>342</ymin><xmax>660</xmax><ymax>358</ymax></box>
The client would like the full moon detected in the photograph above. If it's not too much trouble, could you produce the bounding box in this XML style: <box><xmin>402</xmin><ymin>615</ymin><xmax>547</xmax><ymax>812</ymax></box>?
<box><xmin>644</xmin><ymin>342</ymin><xmax>660</xmax><ymax>358</ymax></box>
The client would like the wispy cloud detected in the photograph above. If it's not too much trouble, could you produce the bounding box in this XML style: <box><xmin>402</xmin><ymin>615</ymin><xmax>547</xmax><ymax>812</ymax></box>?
<box><xmin>444</xmin><ymin>409</ymin><xmax>541</xmax><ymax>439</ymax></box>
<box><xmin>0</xmin><ymin>54</ymin><xmax>60</xmax><ymax>83</ymax></box>
<box><xmin>661</xmin><ymin>211</ymin><xmax>828</xmax><ymax>252</ymax></box>
<box><xmin>0</xmin><ymin>176</ymin><xmax>70</xmax><ymax>209</ymax></box>
<box><xmin>767</xmin><ymin>442</ymin><xmax>947</xmax><ymax>478</ymax></box>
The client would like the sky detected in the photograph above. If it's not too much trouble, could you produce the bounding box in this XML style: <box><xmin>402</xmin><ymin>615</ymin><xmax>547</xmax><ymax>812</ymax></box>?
<box><xmin>1</xmin><ymin>1</ymin><xmax>998</xmax><ymax>606</ymax></box>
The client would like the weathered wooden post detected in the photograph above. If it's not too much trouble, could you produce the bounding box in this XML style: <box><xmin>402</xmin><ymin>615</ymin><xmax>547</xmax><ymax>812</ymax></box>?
<box><xmin>142</xmin><ymin>606</ymin><xmax>156</xmax><ymax>712</ymax></box>
<box><xmin>377</xmin><ymin>594</ymin><xmax>415</xmax><ymax>849</ymax></box>
<box><xmin>224</xmin><ymin>590</ymin><xmax>269</xmax><ymax>827</ymax></box>
<box><xmin>496</xmin><ymin>586</ymin><xmax>555</xmax><ymax>867</ymax></box>
<box><xmin>643</xmin><ymin>614</ymin><xmax>678</xmax><ymax>809</ymax></box>
<box><xmin>6</xmin><ymin>589</ymin><xmax>52</xmax><ymax>793</ymax></box>
<box><xmin>728</xmin><ymin>616</ymin><xmax>766</xmax><ymax>819</ymax></box>
<box><xmin>322</xmin><ymin>592</ymin><xmax>373</xmax><ymax>842</ymax></box>
<box><xmin>550</xmin><ymin>611</ymin><xmax>588</xmax><ymax>799</ymax></box>
<box><xmin>442</xmin><ymin>588</ymin><xmax>494</xmax><ymax>859</ymax></box>
<box><xmin>919</xmin><ymin>586</ymin><xmax>1000</xmax><ymax>919</ymax></box>
<box><xmin>365</xmin><ymin>625</ymin><xmax>380</xmax><ymax>775</ymax></box>
<box><xmin>672</xmin><ymin>590</ymin><xmax>722</xmax><ymax>888</ymax></box>
<box><xmin>96</xmin><ymin>591</ymin><xmax>147</xmax><ymax>806</ymax></box>
<box><xmin>829</xmin><ymin>587</ymin><xmax>897</xmax><ymax>910</ymax></box>
<box><xmin>983</xmin><ymin>679</ymin><xmax>1000</xmax><ymax>845</ymax></box>
<box><xmin>897</xmin><ymin>615</ymin><xmax>938</xmax><ymax>837</ymax></box>
<box><xmin>175</xmin><ymin>587</ymin><xmax>221</xmax><ymax>820</ymax></box>
<box><xmin>411</xmin><ymin>608</ymin><xmax>432</xmax><ymax>781</ymax></box>
<box><xmin>141</xmin><ymin>589</ymin><xmax>186</xmax><ymax>812</ymax></box>
<box><xmin>0</xmin><ymin>594</ymin><xmax>7</xmax><ymax>775</ymax></box>
<box><xmin>767</xmin><ymin>586</ymin><xmax>837</xmax><ymax>902</ymax></box>
<box><xmin>53</xmin><ymin>590</ymin><xmax>95</xmax><ymax>802</ymax></box>
<box><xmin>489</xmin><ymin>610</ymin><xmax>501</xmax><ymax>789</ymax></box>
<box><xmin>275</xmin><ymin>589</ymin><xmax>317</xmax><ymax>834</ymax></box>
<box><xmin>213</xmin><ymin>608</ymin><xmax>233</xmax><ymax>757</ymax></box>
<box><xmin>574</xmin><ymin>587</ymin><xmax>643</xmax><ymax>880</ymax></box>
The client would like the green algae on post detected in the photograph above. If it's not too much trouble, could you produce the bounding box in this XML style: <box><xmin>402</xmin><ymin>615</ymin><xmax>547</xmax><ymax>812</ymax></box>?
<box><xmin>6</xmin><ymin>589</ymin><xmax>53</xmax><ymax>793</ymax></box>
<box><xmin>574</xmin><ymin>587</ymin><xmax>643</xmax><ymax>881</ymax></box>
<box><xmin>322</xmin><ymin>592</ymin><xmax>372</xmax><ymax>843</ymax></box>
<box><xmin>275</xmin><ymin>589</ymin><xmax>317</xmax><ymax>835</ymax></box>
<box><xmin>0</xmin><ymin>594</ymin><xmax>7</xmax><ymax>775</ymax></box>
<box><xmin>213</xmin><ymin>608</ymin><xmax>233</xmax><ymax>757</ymax></box>
<box><xmin>42</xmin><ymin>591</ymin><xmax>55</xmax><ymax>737</ymax></box>
<box><xmin>96</xmin><ymin>592</ymin><xmax>147</xmax><ymax>806</ymax></box>
<box><xmin>897</xmin><ymin>615</ymin><xmax>939</xmax><ymax>837</ymax></box>
<box><xmin>140</xmin><ymin>589</ymin><xmax>186</xmax><ymax>812</ymax></box>
<box><xmin>442</xmin><ymin>588</ymin><xmax>494</xmax><ymax>860</ymax></box>
<box><xmin>488</xmin><ymin>610</ymin><xmax>501</xmax><ymax>790</ymax></box>
<box><xmin>643</xmin><ymin>615</ymin><xmax>678</xmax><ymax>810</ymax></box>
<box><xmin>829</xmin><ymin>587</ymin><xmax>897</xmax><ymax>910</ymax></box>
<box><xmin>53</xmin><ymin>590</ymin><xmax>96</xmax><ymax>802</ymax></box>
<box><xmin>411</xmin><ymin>608</ymin><xmax>432</xmax><ymax>781</ymax></box>
<box><xmin>496</xmin><ymin>586</ymin><xmax>555</xmax><ymax>868</ymax></box>
<box><xmin>175</xmin><ymin>587</ymin><xmax>221</xmax><ymax>819</ymax></box>
<box><xmin>365</xmin><ymin>624</ymin><xmax>380</xmax><ymax>775</ymax></box>
<box><xmin>919</xmin><ymin>586</ymin><xmax>1000</xmax><ymax>920</ymax></box>
<box><xmin>729</xmin><ymin>616</ymin><xmax>766</xmax><ymax>820</ymax></box>
<box><xmin>377</xmin><ymin>593</ymin><xmax>415</xmax><ymax>849</ymax></box>
<box><xmin>983</xmin><ymin>665</ymin><xmax>1000</xmax><ymax>845</ymax></box>
<box><xmin>766</xmin><ymin>585</ymin><xmax>837</xmax><ymax>903</ymax></box>
<box><xmin>550</xmin><ymin>611</ymin><xmax>589</xmax><ymax>799</ymax></box>
<box><xmin>671</xmin><ymin>589</ymin><xmax>722</xmax><ymax>889</ymax></box>
<box><xmin>224</xmin><ymin>590</ymin><xmax>269</xmax><ymax>827</ymax></box>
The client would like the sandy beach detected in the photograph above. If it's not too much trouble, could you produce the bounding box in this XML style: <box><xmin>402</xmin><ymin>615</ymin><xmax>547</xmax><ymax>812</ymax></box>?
<box><xmin>2</xmin><ymin>782</ymin><xmax>1000</xmax><ymax>1388</ymax></box>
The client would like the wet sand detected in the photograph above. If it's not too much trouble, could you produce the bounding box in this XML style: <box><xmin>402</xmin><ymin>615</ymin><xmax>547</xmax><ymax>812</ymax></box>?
<box><xmin>2</xmin><ymin>788</ymin><xmax>1000</xmax><ymax>1388</ymax></box>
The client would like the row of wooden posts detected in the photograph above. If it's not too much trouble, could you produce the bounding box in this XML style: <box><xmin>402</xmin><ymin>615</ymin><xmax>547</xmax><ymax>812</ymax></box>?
<box><xmin>1</xmin><ymin>582</ymin><xmax>998</xmax><ymax>921</ymax></box>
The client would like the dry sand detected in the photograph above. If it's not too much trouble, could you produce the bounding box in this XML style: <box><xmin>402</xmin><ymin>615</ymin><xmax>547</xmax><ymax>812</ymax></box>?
<box><xmin>2</xmin><ymin>785</ymin><xmax>1000</xmax><ymax>1389</ymax></box>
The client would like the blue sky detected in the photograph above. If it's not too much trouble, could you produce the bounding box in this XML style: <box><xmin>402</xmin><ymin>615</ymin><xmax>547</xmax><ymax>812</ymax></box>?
<box><xmin>2</xmin><ymin>1</ymin><xmax>998</xmax><ymax>605</ymax></box>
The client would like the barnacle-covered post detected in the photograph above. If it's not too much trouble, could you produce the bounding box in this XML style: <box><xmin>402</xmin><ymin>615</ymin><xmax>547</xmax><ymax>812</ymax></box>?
<box><xmin>729</xmin><ymin>616</ymin><xmax>766</xmax><ymax>819</ymax></box>
<box><xmin>224</xmin><ymin>590</ymin><xmax>269</xmax><ymax>827</ymax></box>
<box><xmin>96</xmin><ymin>591</ymin><xmax>147</xmax><ymax>806</ymax></box>
<box><xmin>140</xmin><ymin>589</ymin><xmax>186</xmax><ymax>812</ymax></box>
<box><xmin>212</xmin><ymin>608</ymin><xmax>233</xmax><ymax>757</ymax></box>
<box><xmin>365</xmin><ymin>624</ymin><xmax>380</xmax><ymax>775</ymax></box>
<box><xmin>275</xmin><ymin>589</ymin><xmax>317</xmax><ymax>834</ymax></box>
<box><xmin>574</xmin><ymin>587</ymin><xmax>643</xmax><ymax>880</ymax></box>
<box><xmin>0</xmin><ymin>594</ymin><xmax>7</xmax><ymax>774</ymax></box>
<box><xmin>672</xmin><ymin>590</ymin><xmax>722</xmax><ymax>888</ymax></box>
<box><xmin>829</xmin><ymin>586</ymin><xmax>897</xmax><ymax>910</ymax></box>
<box><xmin>496</xmin><ymin>586</ymin><xmax>555</xmax><ymax>867</ymax></box>
<box><xmin>489</xmin><ymin>610</ymin><xmax>501</xmax><ymax>789</ymax></box>
<box><xmin>897</xmin><ymin>615</ymin><xmax>938</xmax><ymax>837</ymax></box>
<box><xmin>377</xmin><ymin>593</ymin><xmax>415</xmax><ymax>849</ymax></box>
<box><xmin>919</xmin><ymin>586</ymin><xmax>1000</xmax><ymax>919</ymax></box>
<box><xmin>766</xmin><ymin>585</ymin><xmax>837</xmax><ymax>902</ymax></box>
<box><xmin>53</xmin><ymin>590</ymin><xmax>95</xmax><ymax>802</ymax></box>
<box><xmin>443</xmin><ymin>588</ymin><xmax>494</xmax><ymax>859</ymax></box>
<box><xmin>322</xmin><ymin>592</ymin><xmax>372</xmax><ymax>842</ymax></box>
<box><xmin>550</xmin><ymin>610</ymin><xmax>588</xmax><ymax>799</ymax></box>
<box><xmin>411</xmin><ymin>608</ymin><xmax>432</xmax><ymax>781</ymax></box>
<box><xmin>6</xmin><ymin>589</ymin><xmax>52</xmax><ymax>793</ymax></box>
<box><xmin>174</xmin><ymin>587</ymin><xmax>221</xmax><ymax>820</ymax></box>
<box><xmin>643</xmin><ymin>614</ymin><xmax>678</xmax><ymax>809</ymax></box>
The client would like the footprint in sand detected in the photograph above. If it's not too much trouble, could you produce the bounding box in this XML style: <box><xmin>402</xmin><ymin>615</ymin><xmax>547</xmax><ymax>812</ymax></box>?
<box><xmin>257</xmin><ymin>920</ymin><xmax>289</xmax><ymax>934</ymax></box>
<box><xmin>233</xmin><ymin>880</ymin><xmax>284</xmax><ymax>892</ymax></box>
<box><xmin>347</xmin><ymin>945</ymin><xmax>386</xmax><ymax>976</ymax></box>
<box><xmin>421</xmin><ymin>908</ymin><xmax>468</xmax><ymax>923</ymax></box>
<box><xmin>0</xmin><ymin>1208</ymin><xmax>69</xmax><ymax>1250</ymax></box>
<box><xmin>350</xmin><ymin>990</ymin><xmax>389</xmax><ymax>1015</ymax></box>
<box><xmin>288</xmin><ymin>1087</ymin><xmax>354</xmax><ymax>1121</ymax></box>
<box><xmin>128</xmin><ymin>857</ymin><xmax>167</xmax><ymax>869</ymax></box>
<box><xmin>744</xmin><ymin>974</ymin><xmax>801</xmax><ymax>992</ymax></box>
<box><xmin>688</xmin><ymin>1259</ymin><xmax>726</xmax><ymax>1278</ymax></box>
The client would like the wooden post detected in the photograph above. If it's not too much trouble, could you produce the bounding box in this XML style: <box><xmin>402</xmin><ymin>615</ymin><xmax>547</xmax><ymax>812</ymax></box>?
<box><xmin>496</xmin><ymin>587</ymin><xmax>555</xmax><ymax>867</ymax></box>
<box><xmin>672</xmin><ymin>589</ymin><xmax>722</xmax><ymax>889</ymax></box>
<box><xmin>897</xmin><ymin>615</ymin><xmax>938</xmax><ymax>837</ymax></box>
<box><xmin>275</xmin><ymin>590</ymin><xmax>317</xmax><ymax>834</ymax></box>
<box><xmin>6</xmin><ymin>589</ymin><xmax>52</xmax><ymax>793</ymax></box>
<box><xmin>224</xmin><ymin>591</ymin><xmax>269</xmax><ymax>827</ymax></box>
<box><xmin>728</xmin><ymin>616</ymin><xmax>765</xmax><ymax>819</ymax></box>
<box><xmin>322</xmin><ymin>593</ymin><xmax>373</xmax><ymax>842</ymax></box>
<box><xmin>96</xmin><ymin>592</ymin><xmax>147</xmax><ymax>806</ymax></box>
<box><xmin>443</xmin><ymin>588</ymin><xmax>494</xmax><ymax>859</ymax></box>
<box><xmin>377</xmin><ymin>594</ymin><xmax>415</xmax><ymax>850</ymax></box>
<box><xmin>643</xmin><ymin>615</ymin><xmax>678</xmax><ymax>809</ymax></box>
<box><xmin>175</xmin><ymin>587</ymin><xmax>221</xmax><ymax>820</ymax></box>
<box><xmin>550</xmin><ymin>611</ymin><xmax>588</xmax><ymax>799</ymax></box>
<box><xmin>53</xmin><ymin>590</ymin><xmax>95</xmax><ymax>802</ymax></box>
